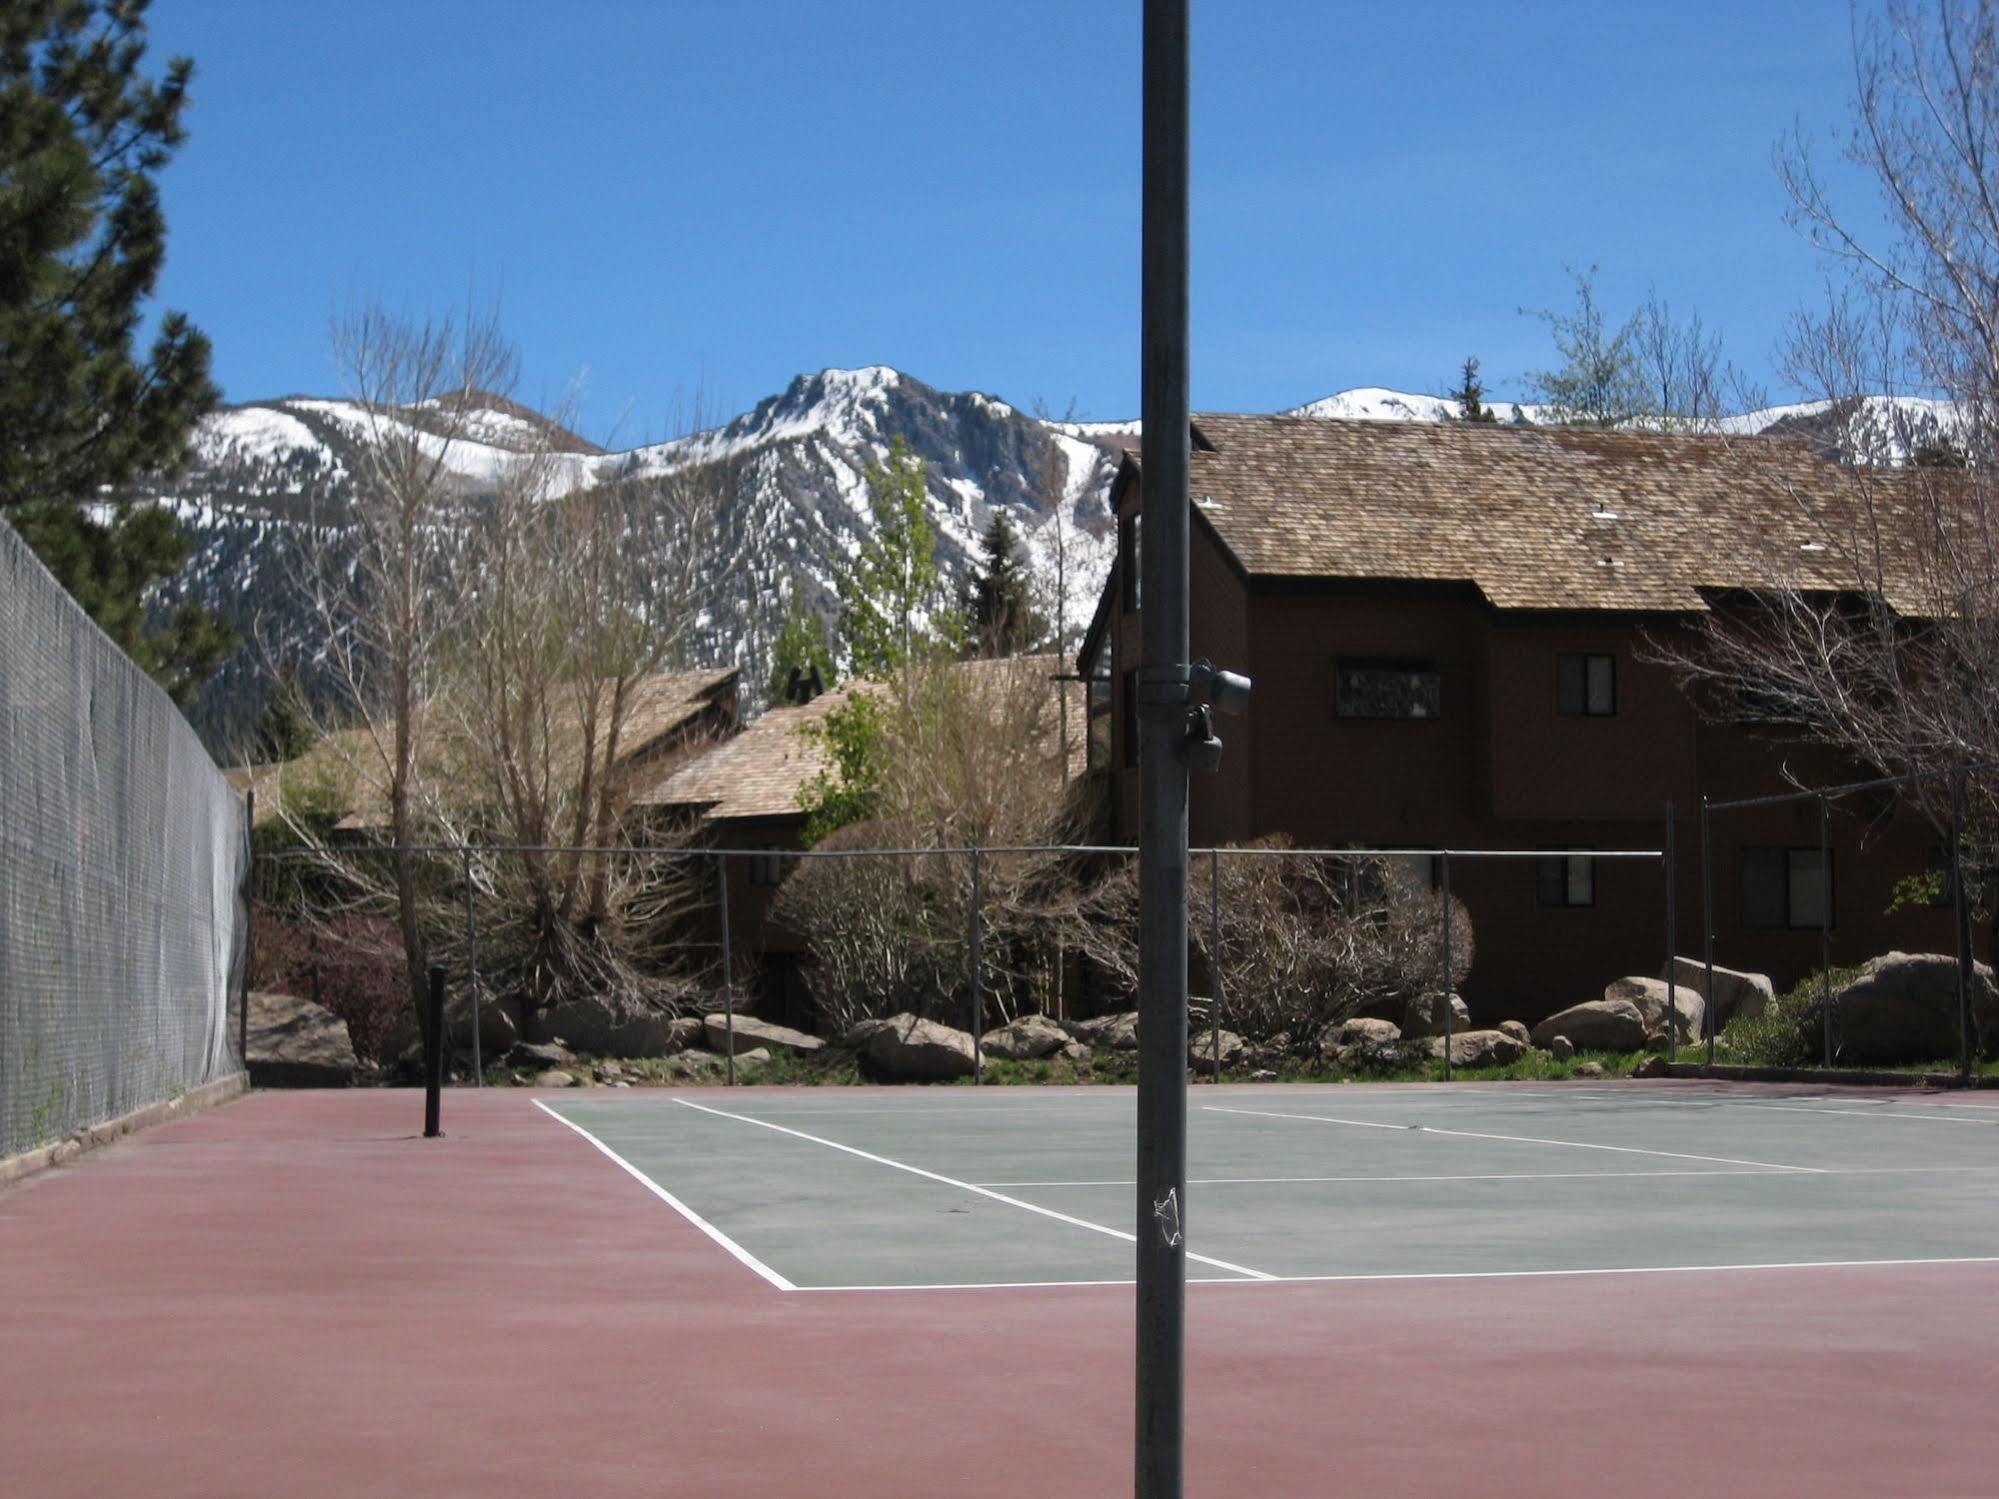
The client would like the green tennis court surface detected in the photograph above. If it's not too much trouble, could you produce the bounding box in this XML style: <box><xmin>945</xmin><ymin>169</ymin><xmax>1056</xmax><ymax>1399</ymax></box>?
<box><xmin>540</xmin><ymin>1083</ymin><xmax>1999</xmax><ymax>1291</ymax></box>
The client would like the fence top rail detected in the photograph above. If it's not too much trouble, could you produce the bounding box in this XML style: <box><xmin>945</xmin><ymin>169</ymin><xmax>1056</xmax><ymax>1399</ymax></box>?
<box><xmin>254</xmin><ymin>841</ymin><xmax>1663</xmax><ymax>862</ymax></box>
<box><xmin>1705</xmin><ymin>756</ymin><xmax>1999</xmax><ymax>814</ymax></box>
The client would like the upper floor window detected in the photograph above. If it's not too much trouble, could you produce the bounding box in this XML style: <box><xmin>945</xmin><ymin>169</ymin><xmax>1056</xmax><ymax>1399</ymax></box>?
<box><xmin>1121</xmin><ymin>513</ymin><xmax>1142</xmax><ymax>612</ymax></box>
<box><xmin>1742</xmin><ymin>846</ymin><xmax>1832</xmax><ymax>929</ymax></box>
<box><xmin>1557</xmin><ymin>652</ymin><xmax>1616</xmax><ymax>716</ymax></box>
<box><xmin>1336</xmin><ymin>658</ymin><xmax>1440</xmax><ymax>720</ymax></box>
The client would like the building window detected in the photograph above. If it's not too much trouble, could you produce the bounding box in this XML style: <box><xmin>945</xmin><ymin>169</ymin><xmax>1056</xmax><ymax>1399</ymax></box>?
<box><xmin>1742</xmin><ymin>846</ymin><xmax>1832</xmax><ymax>929</ymax></box>
<box><xmin>1336</xmin><ymin>658</ymin><xmax>1441</xmax><ymax>720</ymax></box>
<box><xmin>1557</xmin><ymin>652</ymin><xmax>1616</xmax><ymax>716</ymax></box>
<box><xmin>1121</xmin><ymin>513</ymin><xmax>1142</xmax><ymax>612</ymax></box>
<box><xmin>1122</xmin><ymin>667</ymin><xmax>1139</xmax><ymax>768</ymax></box>
<box><xmin>749</xmin><ymin>852</ymin><xmax>789</xmax><ymax>888</ymax></box>
<box><xmin>1536</xmin><ymin>854</ymin><xmax>1596</xmax><ymax>908</ymax></box>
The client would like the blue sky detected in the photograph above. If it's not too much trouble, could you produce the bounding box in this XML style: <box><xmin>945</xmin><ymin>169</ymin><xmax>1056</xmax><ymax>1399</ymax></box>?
<box><xmin>145</xmin><ymin>0</ymin><xmax>1875</xmax><ymax>443</ymax></box>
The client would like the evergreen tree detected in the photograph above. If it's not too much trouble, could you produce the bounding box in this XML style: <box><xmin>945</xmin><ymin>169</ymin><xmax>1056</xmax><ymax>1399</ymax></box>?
<box><xmin>1450</xmin><ymin>357</ymin><xmax>1498</xmax><ymax>423</ymax></box>
<box><xmin>838</xmin><ymin>436</ymin><xmax>940</xmax><ymax>678</ymax></box>
<box><xmin>962</xmin><ymin>510</ymin><xmax>1046</xmax><ymax>657</ymax></box>
<box><xmin>250</xmin><ymin>670</ymin><xmax>316</xmax><ymax>763</ymax></box>
<box><xmin>1</xmin><ymin>0</ymin><xmax>228</xmax><ymax>700</ymax></box>
<box><xmin>765</xmin><ymin>578</ymin><xmax>838</xmax><ymax>703</ymax></box>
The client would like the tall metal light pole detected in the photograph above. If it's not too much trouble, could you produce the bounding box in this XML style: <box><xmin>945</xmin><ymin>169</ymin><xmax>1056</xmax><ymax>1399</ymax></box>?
<box><xmin>1136</xmin><ymin>2</ymin><xmax>1191</xmax><ymax>1495</ymax></box>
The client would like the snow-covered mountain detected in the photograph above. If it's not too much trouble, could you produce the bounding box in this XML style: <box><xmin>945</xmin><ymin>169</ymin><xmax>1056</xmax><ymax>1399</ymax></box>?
<box><xmin>139</xmin><ymin>368</ymin><xmax>1123</xmax><ymax>751</ymax></box>
<box><xmin>1285</xmin><ymin>385</ymin><xmax>1968</xmax><ymax>462</ymax></box>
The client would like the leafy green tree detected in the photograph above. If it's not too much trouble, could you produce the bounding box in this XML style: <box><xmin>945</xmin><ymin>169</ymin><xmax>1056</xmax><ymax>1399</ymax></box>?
<box><xmin>0</xmin><ymin>0</ymin><xmax>227</xmax><ymax>699</ymax></box>
<box><xmin>1449</xmin><ymin>357</ymin><xmax>1498</xmax><ymax>423</ymax></box>
<box><xmin>1521</xmin><ymin>266</ymin><xmax>1648</xmax><ymax>427</ymax></box>
<box><xmin>961</xmin><ymin>510</ymin><xmax>1046</xmax><ymax>657</ymax></box>
<box><xmin>838</xmin><ymin>436</ymin><xmax>940</xmax><ymax>678</ymax></box>
<box><xmin>765</xmin><ymin>578</ymin><xmax>838</xmax><ymax>702</ymax></box>
<box><xmin>797</xmin><ymin>691</ymin><xmax>886</xmax><ymax>843</ymax></box>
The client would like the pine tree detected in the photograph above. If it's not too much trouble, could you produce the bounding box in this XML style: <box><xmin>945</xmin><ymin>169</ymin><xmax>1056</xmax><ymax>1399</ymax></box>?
<box><xmin>962</xmin><ymin>510</ymin><xmax>1047</xmax><ymax>657</ymax></box>
<box><xmin>766</xmin><ymin>578</ymin><xmax>838</xmax><ymax>703</ymax></box>
<box><xmin>1450</xmin><ymin>357</ymin><xmax>1498</xmax><ymax>423</ymax></box>
<box><xmin>1</xmin><ymin>0</ymin><xmax>228</xmax><ymax>701</ymax></box>
<box><xmin>838</xmin><ymin>436</ymin><xmax>940</xmax><ymax>678</ymax></box>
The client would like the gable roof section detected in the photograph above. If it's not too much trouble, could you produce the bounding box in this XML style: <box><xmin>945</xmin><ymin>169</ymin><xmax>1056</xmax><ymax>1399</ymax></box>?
<box><xmin>635</xmin><ymin>685</ymin><xmax>861</xmax><ymax>823</ymax></box>
<box><xmin>1139</xmin><ymin>414</ymin><xmax>1928</xmax><ymax>614</ymax></box>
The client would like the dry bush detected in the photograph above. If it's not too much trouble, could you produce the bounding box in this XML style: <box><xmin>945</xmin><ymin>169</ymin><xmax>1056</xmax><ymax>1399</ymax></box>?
<box><xmin>1075</xmin><ymin>838</ymin><xmax>1474</xmax><ymax>1044</ymax></box>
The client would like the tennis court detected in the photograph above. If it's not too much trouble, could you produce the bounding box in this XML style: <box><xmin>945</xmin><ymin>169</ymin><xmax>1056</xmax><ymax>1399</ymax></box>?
<box><xmin>6</xmin><ymin>1079</ymin><xmax>1999</xmax><ymax>1497</ymax></box>
<box><xmin>544</xmin><ymin>1083</ymin><xmax>1999</xmax><ymax>1290</ymax></box>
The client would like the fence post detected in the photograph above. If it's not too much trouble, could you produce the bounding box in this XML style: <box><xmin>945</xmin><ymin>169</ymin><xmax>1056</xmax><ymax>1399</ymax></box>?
<box><xmin>462</xmin><ymin>846</ymin><xmax>483</xmax><ymax>1086</ymax></box>
<box><xmin>1440</xmin><ymin>852</ymin><xmax>1454</xmax><ymax>1083</ymax></box>
<box><xmin>1210</xmin><ymin>849</ymin><xmax>1222</xmax><ymax>1083</ymax></box>
<box><xmin>1701</xmin><ymin>796</ymin><xmax>1716</xmax><ymax>1067</ymax></box>
<box><xmin>1819</xmin><ymin>796</ymin><xmax>1833</xmax><ymax>1069</ymax></box>
<box><xmin>240</xmin><ymin>789</ymin><xmax>255</xmax><ymax>1072</ymax></box>
<box><xmin>970</xmin><ymin>847</ymin><xmax>984</xmax><ymax>1083</ymax></box>
<box><xmin>1953</xmin><ymin>767</ymin><xmax>1974</xmax><ymax>1078</ymax></box>
<box><xmin>718</xmin><ymin>852</ymin><xmax>736</xmax><ymax>1088</ymax></box>
<box><xmin>423</xmin><ymin>964</ymin><xmax>445</xmax><ymax>1138</ymax></box>
<box><xmin>1665</xmin><ymin>802</ymin><xmax>1677</xmax><ymax>1064</ymax></box>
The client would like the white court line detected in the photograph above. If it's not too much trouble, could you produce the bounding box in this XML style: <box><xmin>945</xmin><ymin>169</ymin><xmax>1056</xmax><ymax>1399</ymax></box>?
<box><xmin>533</xmin><ymin>1099</ymin><xmax>796</xmax><ymax>1292</ymax></box>
<box><xmin>976</xmin><ymin>1164</ymin><xmax>1999</xmax><ymax>1187</ymax></box>
<box><xmin>1730</xmin><ymin>1102</ymin><xmax>1999</xmax><ymax>1125</ymax></box>
<box><xmin>1204</xmin><ymin>1104</ymin><xmax>1826</xmax><ymax>1173</ymax></box>
<box><xmin>675</xmin><ymin>1097</ymin><xmax>1278</xmax><ymax>1281</ymax></box>
<box><xmin>798</xmin><ymin>1254</ymin><xmax>1999</xmax><ymax>1292</ymax></box>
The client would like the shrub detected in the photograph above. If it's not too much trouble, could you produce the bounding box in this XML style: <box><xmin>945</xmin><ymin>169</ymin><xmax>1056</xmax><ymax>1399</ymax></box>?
<box><xmin>249</xmin><ymin>911</ymin><xmax>410</xmax><ymax>1061</ymax></box>
<box><xmin>1713</xmin><ymin>965</ymin><xmax>1862</xmax><ymax>1067</ymax></box>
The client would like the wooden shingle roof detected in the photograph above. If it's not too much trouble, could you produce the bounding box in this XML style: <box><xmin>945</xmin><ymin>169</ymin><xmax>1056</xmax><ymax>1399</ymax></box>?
<box><xmin>1160</xmin><ymin>415</ymin><xmax>1929</xmax><ymax>614</ymax></box>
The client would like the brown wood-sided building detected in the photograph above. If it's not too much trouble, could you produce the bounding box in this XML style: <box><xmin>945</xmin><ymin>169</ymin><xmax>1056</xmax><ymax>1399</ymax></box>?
<box><xmin>1077</xmin><ymin>415</ymin><xmax>1954</xmax><ymax>1024</ymax></box>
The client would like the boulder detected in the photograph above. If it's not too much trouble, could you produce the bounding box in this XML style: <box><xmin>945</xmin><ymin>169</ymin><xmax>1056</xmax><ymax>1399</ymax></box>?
<box><xmin>1401</xmin><ymin>991</ymin><xmax>1472</xmax><ymax>1039</ymax></box>
<box><xmin>1446</xmin><ymin>1029</ymin><xmax>1527</xmax><ymax>1069</ymax></box>
<box><xmin>531</xmin><ymin>997</ymin><xmax>683</xmax><ymax>1059</ymax></box>
<box><xmin>1530</xmin><ymin>999</ymin><xmax>1648</xmax><ymax>1053</ymax></box>
<box><xmin>511</xmin><ymin>1040</ymin><xmax>576</xmax><ymax>1069</ymax></box>
<box><xmin>1322</xmin><ymin>1017</ymin><xmax>1402</xmax><ymax>1053</ymax></box>
<box><xmin>1071</xmin><ymin>1011</ymin><xmax>1138</xmax><ymax>1046</ymax></box>
<box><xmin>1549</xmin><ymin>1035</ymin><xmax>1575</xmax><ymax>1061</ymax></box>
<box><xmin>666</xmin><ymin>1050</ymin><xmax>725</xmax><ymax>1079</ymax></box>
<box><xmin>1059</xmin><ymin>1041</ymin><xmax>1092</xmax><ymax>1063</ymax></box>
<box><xmin>246</xmin><ymin>990</ymin><xmax>358</xmax><ymax>1087</ymax></box>
<box><xmin>704</xmin><ymin>1013</ymin><xmax>824</xmax><ymax>1056</ymax></box>
<box><xmin>1832</xmin><ymin>951</ymin><xmax>1999</xmax><ymax>1064</ymax></box>
<box><xmin>731</xmin><ymin>1047</ymin><xmax>772</xmax><ymax>1067</ymax></box>
<box><xmin>532</xmin><ymin>1069</ymin><xmax>576</xmax><ymax>1088</ymax></box>
<box><xmin>863</xmin><ymin>1013</ymin><xmax>978</xmax><ymax>1081</ymax></box>
<box><xmin>1498</xmin><ymin>1020</ymin><xmax>1531</xmax><ymax>1047</ymax></box>
<box><xmin>1631</xmin><ymin>1055</ymin><xmax>1671</xmax><ymax>1079</ymax></box>
<box><xmin>1661</xmin><ymin>956</ymin><xmax>1775</xmax><ymax>1030</ymax></box>
<box><xmin>445</xmin><ymin>993</ymin><xmax>519</xmax><ymax>1057</ymax></box>
<box><xmin>666</xmin><ymin>1016</ymin><xmax>705</xmax><ymax>1053</ymax></box>
<box><xmin>844</xmin><ymin>1018</ymin><xmax>897</xmax><ymax>1047</ymax></box>
<box><xmin>1603</xmin><ymin>977</ymin><xmax>1705</xmax><ymax>1046</ymax></box>
<box><xmin>981</xmin><ymin>1014</ymin><xmax>1069</xmax><ymax>1061</ymax></box>
<box><xmin>1098</xmin><ymin>1014</ymin><xmax>1142</xmax><ymax>1051</ymax></box>
<box><xmin>1573</xmin><ymin>1061</ymin><xmax>1605</xmax><ymax>1079</ymax></box>
<box><xmin>1189</xmin><ymin>1029</ymin><xmax>1247</xmax><ymax>1074</ymax></box>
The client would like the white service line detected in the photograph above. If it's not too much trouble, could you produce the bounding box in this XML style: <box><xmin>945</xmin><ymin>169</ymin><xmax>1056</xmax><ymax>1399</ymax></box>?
<box><xmin>979</xmin><ymin>1163</ymin><xmax>1999</xmax><ymax>1188</ymax></box>
<box><xmin>675</xmin><ymin>1097</ymin><xmax>1278</xmax><ymax>1281</ymax></box>
<box><xmin>797</xmin><ymin>1253</ymin><xmax>1999</xmax><ymax>1293</ymax></box>
<box><xmin>534</xmin><ymin>1099</ymin><xmax>796</xmax><ymax>1292</ymax></box>
<box><xmin>1203</xmin><ymin>1104</ymin><xmax>1826</xmax><ymax>1173</ymax></box>
<box><xmin>1730</xmin><ymin>1101</ymin><xmax>1999</xmax><ymax>1125</ymax></box>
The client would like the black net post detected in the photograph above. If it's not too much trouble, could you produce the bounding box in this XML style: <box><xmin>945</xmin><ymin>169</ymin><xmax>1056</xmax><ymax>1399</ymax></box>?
<box><xmin>717</xmin><ymin>852</ymin><xmax>736</xmax><ymax>1088</ymax></box>
<box><xmin>423</xmin><ymin>964</ymin><xmax>445</xmax><ymax>1138</ymax></box>
<box><xmin>1701</xmin><ymin>796</ymin><xmax>1716</xmax><ymax>1066</ymax></box>
<box><xmin>969</xmin><ymin>847</ymin><xmax>984</xmax><ymax>1083</ymax></box>
<box><xmin>1820</xmin><ymin>796</ymin><xmax>1833</xmax><ymax>1069</ymax></box>
<box><xmin>1440</xmin><ymin>851</ymin><xmax>1454</xmax><ymax>1082</ymax></box>
<box><xmin>1953</xmin><ymin>767</ymin><xmax>1974</xmax><ymax>1077</ymax></box>
<box><xmin>462</xmin><ymin>846</ymin><xmax>483</xmax><ymax>1086</ymax></box>
<box><xmin>1665</xmin><ymin>802</ymin><xmax>1677</xmax><ymax>1064</ymax></box>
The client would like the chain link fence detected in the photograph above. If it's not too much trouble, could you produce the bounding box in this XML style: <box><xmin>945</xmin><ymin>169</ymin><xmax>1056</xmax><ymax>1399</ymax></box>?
<box><xmin>0</xmin><ymin>519</ymin><xmax>249</xmax><ymax>1160</ymax></box>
